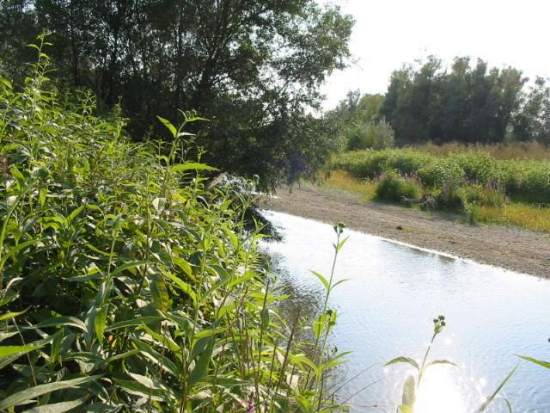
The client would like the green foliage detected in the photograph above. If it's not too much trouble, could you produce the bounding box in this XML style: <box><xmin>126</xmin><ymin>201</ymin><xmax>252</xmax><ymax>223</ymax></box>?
<box><xmin>347</xmin><ymin>119</ymin><xmax>395</xmax><ymax>151</ymax></box>
<box><xmin>375</xmin><ymin>172</ymin><xmax>422</xmax><ymax>204</ymax></box>
<box><xmin>418</xmin><ymin>159</ymin><xmax>465</xmax><ymax>188</ymax></box>
<box><xmin>333</xmin><ymin>149</ymin><xmax>550</xmax><ymax>207</ymax></box>
<box><xmin>460</xmin><ymin>185</ymin><xmax>507</xmax><ymax>208</ymax></box>
<box><xmin>380</xmin><ymin>56</ymin><xmax>528</xmax><ymax>144</ymax></box>
<box><xmin>324</xmin><ymin>92</ymin><xmax>393</xmax><ymax>151</ymax></box>
<box><xmin>0</xmin><ymin>1</ymin><xmax>354</xmax><ymax>188</ymax></box>
<box><xmin>0</xmin><ymin>45</ymin><xmax>347</xmax><ymax>411</ymax></box>
<box><xmin>512</xmin><ymin>77</ymin><xmax>550</xmax><ymax>143</ymax></box>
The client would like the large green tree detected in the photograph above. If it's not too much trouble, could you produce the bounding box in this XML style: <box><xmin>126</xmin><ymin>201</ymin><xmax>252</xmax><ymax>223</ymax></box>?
<box><xmin>0</xmin><ymin>0</ymin><xmax>353</xmax><ymax>187</ymax></box>
<box><xmin>380</xmin><ymin>57</ymin><xmax>528</xmax><ymax>144</ymax></box>
<box><xmin>513</xmin><ymin>77</ymin><xmax>550</xmax><ymax>143</ymax></box>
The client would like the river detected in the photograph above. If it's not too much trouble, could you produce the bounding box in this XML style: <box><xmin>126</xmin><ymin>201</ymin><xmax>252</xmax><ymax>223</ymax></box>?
<box><xmin>262</xmin><ymin>210</ymin><xmax>550</xmax><ymax>413</ymax></box>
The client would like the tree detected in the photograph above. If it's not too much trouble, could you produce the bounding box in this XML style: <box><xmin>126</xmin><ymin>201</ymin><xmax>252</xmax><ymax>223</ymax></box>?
<box><xmin>0</xmin><ymin>0</ymin><xmax>354</xmax><ymax>187</ymax></box>
<box><xmin>380</xmin><ymin>57</ymin><xmax>528</xmax><ymax>144</ymax></box>
<box><xmin>513</xmin><ymin>77</ymin><xmax>550</xmax><ymax>142</ymax></box>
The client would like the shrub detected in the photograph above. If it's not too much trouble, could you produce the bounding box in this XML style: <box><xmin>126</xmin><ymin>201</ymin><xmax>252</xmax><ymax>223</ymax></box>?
<box><xmin>0</xmin><ymin>42</ymin><xmax>345</xmax><ymax>412</ymax></box>
<box><xmin>347</xmin><ymin>119</ymin><xmax>395</xmax><ymax>150</ymax></box>
<box><xmin>452</xmin><ymin>152</ymin><xmax>500</xmax><ymax>185</ymax></box>
<box><xmin>460</xmin><ymin>185</ymin><xmax>507</xmax><ymax>208</ymax></box>
<box><xmin>418</xmin><ymin>159</ymin><xmax>465</xmax><ymax>188</ymax></box>
<box><xmin>375</xmin><ymin>171</ymin><xmax>422</xmax><ymax>204</ymax></box>
<box><xmin>333</xmin><ymin>147</ymin><xmax>550</xmax><ymax>206</ymax></box>
<box><xmin>433</xmin><ymin>184</ymin><xmax>466</xmax><ymax>211</ymax></box>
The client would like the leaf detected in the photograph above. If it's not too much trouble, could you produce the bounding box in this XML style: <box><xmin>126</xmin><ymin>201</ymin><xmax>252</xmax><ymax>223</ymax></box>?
<box><xmin>67</xmin><ymin>205</ymin><xmax>85</xmax><ymax>224</ymax></box>
<box><xmin>476</xmin><ymin>365</ymin><xmax>518</xmax><ymax>412</ymax></box>
<box><xmin>0</xmin><ymin>77</ymin><xmax>12</xmax><ymax>90</ymax></box>
<box><xmin>156</xmin><ymin>116</ymin><xmax>177</xmax><ymax>138</ymax></box>
<box><xmin>311</xmin><ymin>270</ymin><xmax>329</xmax><ymax>291</ymax></box>
<box><xmin>519</xmin><ymin>355</ymin><xmax>550</xmax><ymax>369</ymax></box>
<box><xmin>10</xmin><ymin>165</ymin><xmax>26</xmax><ymax>185</ymax></box>
<box><xmin>170</xmin><ymin>162</ymin><xmax>217</xmax><ymax>174</ymax></box>
<box><xmin>189</xmin><ymin>336</ymin><xmax>214</xmax><ymax>387</ymax></box>
<box><xmin>331</xmin><ymin>278</ymin><xmax>349</xmax><ymax>289</ymax></box>
<box><xmin>132</xmin><ymin>339</ymin><xmax>179</xmax><ymax>376</ymax></box>
<box><xmin>39</xmin><ymin>187</ymin><xmax>47</xmax><ymax>207</ymax></box>
<box><xmin>22</xmin><ymin>398</ymin><xmax>86</xmax><ymax>413</ymax></box>
<box><xmin>162</xmin><ymin>270</ymin><xmax>197</xmax><ymax>304</ymax></box>
<box><xmin>114</xmin><ymin>378</ymin><xmax>164</xmax><ymax>400</ymax></box>
<box><xmin>106</xmin><ymin>316</ymin><xmax>163</xmax><ymax>331</ymax></box>
<box><xmin>110</xmin><ymin>260</ymin><xmax>147</xmax><ymax>278</ymax></box>
<box><xmin>141</xmin><ymin>325</ymin><xmax>181</xmax><ymax>354</ymax></box>
<box><xmin>399</xmin><ymin>405</ymin><xmax>414</xmax><ymax>413</ymax></box>
<box><xmin>173</xmin><ymin>257</ymin><xmax>194</xmax><ymax>280</ymax></box>
<box><xmin>426</xmin><ymin>359</ymin><xmax>457</xmax><ymax>368</ymax></box>
<box><xmin>150</xmin><ymin>274</ymin><xmax>172</xmax><ymax>311</ymax></box>
<box><xmin>401</xmin><ymin>375</ymin><xmax>416</xmax><ymax>409</ymax></box>
<box><xmin>94</xmin><ymin>306</ymin><xmax>107</xmax><ymax>341</ymax></box>
<box><xmin>226</xmin><ymin>271</ymin><xmax>256</xmax><ymax>290</ymax></box>
<box><xmin>36</xmin><ymin>316</ymin><xmax>87</xmax><ymax>332</ymax></box>
<box><xmin>385</xmin><ymin>356</ymin><xmax>419</xmax><ymax>370</ymax></box>
<box><xmin>0</xmin><ymin>375</ymin><xmax>101</xmax><ymax>410</ymax></box>
<box><xmin>0</xmin><ymin>308</ymin><xmax>28</xmax><ymax>321</ymax></box>
<box><xmin>0</xmin><ymin>344</ymin><xmax>41</xmax><ymax>359</ymax></box>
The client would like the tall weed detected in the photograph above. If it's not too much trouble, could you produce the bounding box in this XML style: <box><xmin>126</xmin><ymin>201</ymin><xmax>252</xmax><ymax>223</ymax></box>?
<box><xmin>0</xmin><ymin>39</ymin><xmax>346</xmax><ymax>412</ymax></box>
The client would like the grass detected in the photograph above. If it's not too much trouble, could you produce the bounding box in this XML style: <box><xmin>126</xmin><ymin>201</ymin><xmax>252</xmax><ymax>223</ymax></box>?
<box><xmin>414</xmin><ymin>141</ymin><xmax>550</xmax><ymax>161</ymax></box>
<box><xmin>333</xmin><ymin>149</ymin><xmax>550</xmax><ymax>204</ymax></box>
<box><xmin>321</xmin><ymin>170</ymin><xmax>377</xmax><ymax>201</ymax></box>
<box><xmin>323</xmin><ymin>168</ymin><xmax>550</xmax><ymax>233</ymax></box>
<box><xmin>473</xmin><ymin>203</ymin><xmax>550</xmax><ymax>233</ymax></box>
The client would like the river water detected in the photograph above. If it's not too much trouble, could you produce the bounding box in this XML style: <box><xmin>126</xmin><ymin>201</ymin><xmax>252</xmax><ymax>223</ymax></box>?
<box><xmin>261</xmin><ymin>210</ymin><xmax>550</xmax><ymax>413</ymax></box>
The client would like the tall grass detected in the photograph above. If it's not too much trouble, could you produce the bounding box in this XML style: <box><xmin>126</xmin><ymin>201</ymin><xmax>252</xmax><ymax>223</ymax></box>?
<box><xmin>0</xmin><ymin>39</ymin><xmax>346</xmax><ymax>412</ymax></box>
<box><xmin>333</xmin><ymin>149</ymin><xmax>550</xmax><ymax>205</ymax></box>
<box><xmin>414</xmin><ymin>141</ymin><xmax>550</xmax><ymax>161</ymax></box>
<box><xmin>331</xmin><ymin>148</ymin><xmax>550</xmax><ymax>232</ymax></box>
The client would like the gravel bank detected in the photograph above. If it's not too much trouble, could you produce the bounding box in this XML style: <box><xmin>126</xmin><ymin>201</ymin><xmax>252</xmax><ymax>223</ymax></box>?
<box><xmin>262</xmin><ymin>184</ymin><xmax>550</xmax><ymax>278</ymax></box>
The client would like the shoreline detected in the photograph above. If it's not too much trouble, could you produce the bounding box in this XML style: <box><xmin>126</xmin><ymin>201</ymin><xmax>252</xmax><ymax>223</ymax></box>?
<box><xmin>261</xmin><ymin>184</ymin><xmax>550</xmax><ymax>278</ymax></box>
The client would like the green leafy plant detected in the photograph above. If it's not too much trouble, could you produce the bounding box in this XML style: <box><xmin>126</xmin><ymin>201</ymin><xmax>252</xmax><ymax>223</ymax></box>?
<box><xmin>0</xmin><ymin>40</ymin><xmax>347</xmax><ymax>412</ymax></box>
<box><xmin>375</xmin><ymin>171</ymin><xmax>422</xmax><ymax>204</ymax></box>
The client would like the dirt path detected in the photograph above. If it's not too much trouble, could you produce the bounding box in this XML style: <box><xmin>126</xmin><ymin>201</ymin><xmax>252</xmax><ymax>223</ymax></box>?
<box><xmin>262</xmin><ymin>184</ymin><xmax>550</xmax><ymax>278</ymax></box>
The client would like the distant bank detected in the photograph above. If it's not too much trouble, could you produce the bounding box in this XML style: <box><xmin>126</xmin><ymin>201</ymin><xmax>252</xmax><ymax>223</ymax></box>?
<box><xmin>262</xmin><ymin>184</ymin><xmax>550</xmax><ymax>278</ymax></box>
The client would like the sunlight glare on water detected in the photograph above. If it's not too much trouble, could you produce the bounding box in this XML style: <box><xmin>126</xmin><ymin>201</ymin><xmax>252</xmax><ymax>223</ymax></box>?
<box><xmin>262</xmin><ymin>210</ymin><xmax>550</xmax><ymax>412</ymax></box>
<box><xmin>414</xmin><ymin>366</ymin><xmax>467</xmax><ymax>413</ymax></box>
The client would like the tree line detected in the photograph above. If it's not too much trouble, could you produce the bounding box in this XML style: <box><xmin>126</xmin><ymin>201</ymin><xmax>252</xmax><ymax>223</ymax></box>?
<box><xmin>330</xmin><ymin>57</ymin><xmax>550</xmax><ymax>148</ymax></box>
<box><xmin>0</xmin><ymin>0</ymin><xmax>353</xmax><ymax>187</ymax></box>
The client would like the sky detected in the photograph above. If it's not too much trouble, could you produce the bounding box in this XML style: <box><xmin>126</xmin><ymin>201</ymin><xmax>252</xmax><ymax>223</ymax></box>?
<box><xmin>320</xmin><ymin>0</ymin><xmax>550</xmax><ymax>110</ymax></box>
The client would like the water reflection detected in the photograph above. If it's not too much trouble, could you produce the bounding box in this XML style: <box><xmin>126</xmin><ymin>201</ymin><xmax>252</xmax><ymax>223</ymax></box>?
<box><xmin>261</xmin><ymin>210</ymin><xmax>550</xmax><ymax>412</ymax></box>
<box><xmin>414</xmin><ymin>365</ymin><xmax>467</xmax><ymax>413</ymax></box>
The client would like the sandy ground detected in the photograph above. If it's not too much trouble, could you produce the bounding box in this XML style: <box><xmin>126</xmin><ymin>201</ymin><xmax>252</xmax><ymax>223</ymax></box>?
<box><xmin>262</xmin><ymin>184</ymin><xmax>550</xmax><ymax>278</ymax></box>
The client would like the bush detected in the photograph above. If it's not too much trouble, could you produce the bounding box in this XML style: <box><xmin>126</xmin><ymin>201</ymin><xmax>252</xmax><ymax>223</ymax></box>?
<box><xmin>347</xmin><ymin>119</ymin><xmax>395</xmax><ymax>150</ymax></box>
<box><xmin>375</xmin><ymin>171</ymin><xmax>422</xmax><ymax>204</ymax></box>
<box><xmin>460</xmin><ymin>185</ymin><xmax>507</xmax><ymax>208</ymax></box>
<box><xmin>333</xmin><ymin>147</ymin><xmax>550</xmax><ymax>206</ymax></box>
<box><xmin>0</xmin><ymin>43</ymin><xmax>344</xmax><ymax>411</ymax></box>
<box><xmin>432</xmin><ymin>184</ymin><xmax>466</xmax><ymax>211</ymax></box>
<box><xmin>418</xmin><ymin>159</ymin><xmax>465</xmax><ymax>188</ymax></box>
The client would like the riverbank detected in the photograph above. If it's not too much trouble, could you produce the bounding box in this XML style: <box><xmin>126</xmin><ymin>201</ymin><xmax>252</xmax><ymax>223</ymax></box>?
<box><xmin>262</xmin><ymin>183</ymin><xmax>550</xmax><ymax>278</ymax></box>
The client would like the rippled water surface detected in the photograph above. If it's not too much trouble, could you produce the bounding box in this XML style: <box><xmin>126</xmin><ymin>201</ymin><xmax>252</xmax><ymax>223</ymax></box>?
<box><xmin>262</xmin><ymin>210</ymin><xmax>550</xmax><ymax>413</ymax></box>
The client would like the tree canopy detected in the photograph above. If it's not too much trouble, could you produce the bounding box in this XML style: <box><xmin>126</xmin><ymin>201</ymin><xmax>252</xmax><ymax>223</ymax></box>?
<box><xmin>377</xmin><ymin>56</ymin><xmax>550</xmax><ymax>145</ymax></box>
<box><xmin>0</xmin><ymin>0</ymin><xmax>354</xmax><ymax>187</ymax></box>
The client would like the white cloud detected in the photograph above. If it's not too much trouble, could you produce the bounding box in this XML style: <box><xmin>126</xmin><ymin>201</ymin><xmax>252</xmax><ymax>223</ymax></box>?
<box><xmin>320</xmin><ymin>0</ymin><xmax>550</xmax><ymax>109</ymax></box>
